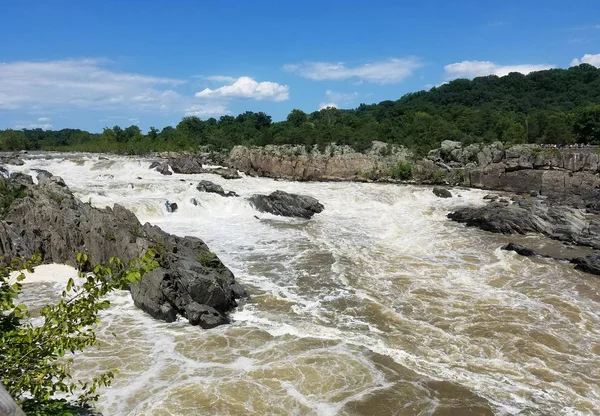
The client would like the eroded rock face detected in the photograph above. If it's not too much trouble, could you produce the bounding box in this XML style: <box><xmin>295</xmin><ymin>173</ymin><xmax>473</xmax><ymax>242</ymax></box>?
<box><xmin>167</xmin><ymin>154</ymin><xmax>204</xmax><ymax>174</ymax></box>
<box><xmin>0</xmin><ymin>173</ymin><xmax>246</xmax><ymax>327</ymax></box>
<box><xmin>249</xmin><ymin>190</ymin><xmax>324</xmax><ymax>219</ymax></box>
<box><xmin>226</xmin><ymin>142</ymin><xmax>412</xmax><ymax>181</ymax></box>
<box><xmin>448</xmin><ymin>197</ymin><xmax>600</xmax><ymax>249</ymax></box>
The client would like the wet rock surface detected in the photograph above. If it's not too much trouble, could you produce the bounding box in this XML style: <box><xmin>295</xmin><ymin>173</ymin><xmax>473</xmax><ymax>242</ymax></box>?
<box><xmin>196</xmin><ymin>180</ymin><xmax>238</xmax><ymax>197</ymax></box>
<box><xmin>249</xmin><ymin>190</ymin><xmax>324</xmax><ymax>219</ymax></box>
<box><xmin>0</xmin><ymin>173</ymin><xmax>246</xmax><ymax>327</ymax></box>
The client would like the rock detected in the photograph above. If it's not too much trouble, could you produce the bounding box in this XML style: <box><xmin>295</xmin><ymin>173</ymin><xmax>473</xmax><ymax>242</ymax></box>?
<box><xmin>168</xmin><ymin>154</ymin><xmax>204</xmax><ymax>174</ymax></box>
<box><xmin>0</xmin><ymin>166</ymin><xmax>8</xmax><ymax>178</ymax></box>
<box><xmin>185</xmin><ymin>302</ymin><xmax>228</xmax><ymax>329</ymax></box>
<box><xmin>0</xmin><ymin>174</ymin><xmax>246</xmax><ymax>327</ymax></box>
<box><xmin>190</xmin><ymin>198</ymin><xmax>201</xmax><ymax>206</ymax></box>
<box><xmin>98</xmin><ymin>156</ymin><xmax>109</xmax><ymax>161</ymax></box>
<box><xmin>440</xmin><ymin>140</ymin><xmax>462</xmax><ymax>155</ymax></box>
<box><xmin>210</xmin><ymin>167</ymin><xmax>241</xmax><ymax>180</ymax></box>
<box><xmin>50</xmin><ymin>176</ymin><xmax>66</xmax><ymax>187</ymax></box>
<box><xmin>433</xmin><ymin>187</ymin><xmax>452</xmax><ymax>198</ymax></box>
<box><xmin>483</xmin><ymin>194</ymin><xmax>498</xmax><ymax>201</ymax></box>
<box><xmin>165</xmin><ymin>201</ymin><xmax>178</xmax><ymax>213</ymax></box>
<box><xmin>157</xmin><ymin>162</ymin><xmax>172</xmax><ymax>175</ymax></box>
<box><xmin>570</xmin><ymin>254</ymin><xmax>600</xmax><ymax>276</ymax></box>
<box><xmin>448</xmin><ymin>198</ymin><xmax>600</xmax><ymax>249</ymax></box>
<box><xmin>501</xmin><ymin>242</ymin><xmax>539</xmax><ymax>257</ymax></box>
<box><xmin>196</xmin><ymin>180</ymin><xmax>239</xmax><ymax>197</ymax></box>
<box><xmin>3</xmin><ymin>157</ymin><xmax>25</xmax><ymax>166</ymax></box>
<box><xmin>225</xmin><ymin>143</ymin><xmax>412</xmax><ymax>181</ymax></box>
<box><xmin>33</xmin><ymin>169</ymin><xmax>53</xmax><ymax>183</ymax></box>
<box><xmin>149</xmin><ymin>161</ymin><xmax>172</xmax><ymax>175</ymax></box>
<box><xmin>249</xmin><ymin>190</ymin><xmax>324</xmax><ymax>219</ymax></box>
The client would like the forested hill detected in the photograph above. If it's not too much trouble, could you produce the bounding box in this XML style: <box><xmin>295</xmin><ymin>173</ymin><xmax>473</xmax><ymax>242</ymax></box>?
<box><xmin>1</xmin><ymin>64</ymin><xmax>600</xmax><ymax>156</ymax></box>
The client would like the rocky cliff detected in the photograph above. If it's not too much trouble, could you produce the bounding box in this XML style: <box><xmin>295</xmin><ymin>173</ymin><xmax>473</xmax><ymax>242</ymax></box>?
<box><xmin>225</xmin><ymin>142</ymin><xmax>412</xmax><ymax>181</ymax></box>
<box><xmin>0</xmin><ymin>173</ymin><xmax>246</xmax><ymax>328</ymax></box>
<box><xmin>421</xmin><ymin>141</ymin><xmax>600</xmax><ymax>211</ymax></box>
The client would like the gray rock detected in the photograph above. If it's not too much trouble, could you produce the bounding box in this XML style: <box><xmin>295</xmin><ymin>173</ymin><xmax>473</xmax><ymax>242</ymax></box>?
<box><xmin>570</xmin><ymin>254</ymin><xmax>600</xmax><ymax>276</ymax></box>
<box><xmin>196</xmin><ymin>180</ymin><xmax>238</xmax><ymax>197</ymax></box>
<box><xmin>448</xmin><ymin>198</ymin><xmax>600</xmax><ymax>249</ymax></box>
<box><xmin>168</xmin><ymin>154</ymin><xmax>204</xmax><ymax>174</ymax></box>
<box><xmin>165</xmin><ymin>201</ymin><xmax>178</xmax><ymax>212</ymax></box>
<box><xmin>433</xmin><ymin>187</ymin><xmax>452</xmax><ymax>198</ymax></box>
<box><xmin>501</xmin><ymin>242</ymin><xmax>539</xmax><ymax>257</ymax></box>
<box><xmin>0</xmin><ymin>175</ymin><xmax>246</xmax><ymax>327</ymax></box>
<box><xmin>33</xmin><ymin>169</ymin><xmax>53</xmax><ymax>183</ymax></box>
<box><xmin>249</xmin><ymin>190</ymin><xmax>324</xmax><ymax>219</ymax></box>
<box><xmin>0</xmin><ymin>166</ymin><xmax>8</xmax><ymax>178</ymax></box>
<box><xmin>440</xmin><ymin>140</ymin><xmax>462</xmax><ymax>155</ymax></box>
<box><xmin>185</xmin><ymin>302</ymin><xmax>227</xmax><ymax>329</ymax></box>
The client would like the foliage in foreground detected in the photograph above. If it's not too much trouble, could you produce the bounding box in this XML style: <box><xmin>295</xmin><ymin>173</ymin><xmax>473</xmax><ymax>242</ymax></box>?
<box><xmin>0</xmin><ymin>251</ymin><xmax>158</xmax><ymax>415</ymax></box>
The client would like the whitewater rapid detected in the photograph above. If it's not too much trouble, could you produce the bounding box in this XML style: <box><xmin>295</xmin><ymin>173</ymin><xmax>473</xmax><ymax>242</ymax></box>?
<box><xmin>10</xmin><ymin>153</ymin><xmax>600</xmax><ymax>415</ymax></box>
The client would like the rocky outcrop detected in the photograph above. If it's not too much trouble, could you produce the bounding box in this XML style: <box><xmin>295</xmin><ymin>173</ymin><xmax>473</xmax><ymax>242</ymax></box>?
<box><xmin>205</xmin><ymin>167</ymin><xmax>241</xmax><ymax>180</ymax></box>
<box><xmin>249</xmin><ymin>190</ymin><xmax>324</xmax><ymax>219</ymax></box>
<box><xmin>166</xmin><ymin>153</ymin><xmax>204</xmax><ymax>174</ymax></box>
<box><xmin>501</xmin><ymin>241</ymin><xmax>600</xmax><ymax>277</ymax></box>
<box><xmin>448</xmin><ymin>197</ymin><xmax>600</xmax><ymax>248</ymax></box>
<box><xmin>149</xmin><ymin>161</ymin><xmax>172</xmax><ymax>176</ymax></box>
<box><xmin>0</xmin><ymin>154</ymin><xmax>25</xmax><ymax>166</ymax></box>
<box><xmin>197</xmin><ymin>180</ymin><xmax>238</xmax><ymax>197</ymax></box>
<box><xmin>448</xmin><ymin>197</ymin><xmax>600</xmax><ymax>249</ymax></box>
<box><xmin>432</xmin><ymin>187</ymin><xmax>452</xmax><ymax>198</ymax></box>
<box><xmin>0</xmin><ymin>173</ymin><xmax>246</xmax><ymax>328</ymax></box>
<box><xmin>226</xmin><ymin>142</ymin><xmax>412</xmax><ymax>181</ymax></box>
<box><xmin>421</xmin><ymin>141</ymin><xmax>600</xmax><ymax>211</ymax></box>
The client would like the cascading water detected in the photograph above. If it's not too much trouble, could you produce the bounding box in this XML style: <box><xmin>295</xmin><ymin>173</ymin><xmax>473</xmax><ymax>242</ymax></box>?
<box><xmin>10</xmin><ymin>153</ymin><xmax>600</xmax><ymax>415</ymax></box>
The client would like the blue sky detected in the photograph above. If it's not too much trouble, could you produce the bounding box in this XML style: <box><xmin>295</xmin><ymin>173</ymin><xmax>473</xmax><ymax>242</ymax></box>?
<box><xmin>1</xmin><ymin>0</ymin><xmax>599</xmax><ymax>132</ymax></box>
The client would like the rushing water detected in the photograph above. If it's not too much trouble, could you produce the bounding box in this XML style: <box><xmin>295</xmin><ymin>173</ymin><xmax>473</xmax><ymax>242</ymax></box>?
<box><xmin>9</xmin><ymin>154</ymin><xmax>600</xmax><ymax>415</ymax></box>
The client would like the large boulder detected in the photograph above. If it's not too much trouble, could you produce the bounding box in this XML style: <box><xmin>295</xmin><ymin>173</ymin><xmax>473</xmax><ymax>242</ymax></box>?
<box><xmin>432</xmin><ymin>187</ymin><xmax>452</xmax><ymax>198</ymax></box>
<box><xmin>448</xmin><ymin>197</ymin><xmax>600</xmax><ymax>248</ymax></box>
<box><xmin>149</xmin><ymin>161</ymin><xmax>172</xmax><ymax>175</ymax></box>
<box><xmin>196</xmin><ymin>180</ymin><xmax>238</xmax><ymax>197</ymax></box>
<box><xmin>0</xmin><ymin>174</ymin><xmax>246</xmax><ymax>327</ymax></box>
<box><xmin>167</xmin><ymin>154</ymin><xmax>205</xmax><ymax>174</ymax></box>
<box><xmin>249</xmin><ymin>190</ymin><xmax>324</xmax><ymax>219</ymax></box>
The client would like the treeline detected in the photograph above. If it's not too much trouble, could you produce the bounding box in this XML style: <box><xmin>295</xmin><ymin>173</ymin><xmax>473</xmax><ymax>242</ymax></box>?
<box><xmin>2</xmin><ymin>64</ymin><xmax>600</xmax><ymax>156</ymax></box>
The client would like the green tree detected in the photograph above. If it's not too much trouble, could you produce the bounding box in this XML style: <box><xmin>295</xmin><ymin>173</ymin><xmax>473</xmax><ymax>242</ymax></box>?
<box><xmin>574</xmin><ymin>105</ymin><xmax>600</xmax><ymax>144</ymax></box>
<box><xmin>286</xmin><ymin>109</ymin><xmax>308</xmax><ymax>127</ymax></box>
<box><xmin>0</xmin><ymin>251</ymin><xmax>158</xmax><ymax>415</ymax></box>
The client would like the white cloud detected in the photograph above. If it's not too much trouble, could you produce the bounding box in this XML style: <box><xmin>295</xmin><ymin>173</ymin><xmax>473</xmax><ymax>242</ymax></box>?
<box><xmin>444</xmin><ymin>60</ymin><xmax>555</xmax><ymax>79</ymax></box>
<box><xmin>284</xmin><ymin>58</ymin><xmax>423</xmax><ymax>84</ymax></box>
<box><xmin>37</xmin><ymin>116</ymin><xmax>50</xmax><ymax>122</ymax></box>
<box><xmin>195</xmin><ymin>76</ymin><xmax>289</xmax><ymax>101</ymax></box>
<box><xmin>571</xmin><ymin>53</ymin><xmax>600</xmax><ymax>67</ymax></box>
<box><xmin>13</xmin><ymin>123</ymin><xmax>53</xmax><ymax>130</ymax></box>
<box><xmin>319</xmin><ymin>103</ymin><xmax>338</xmax><ymax>110</ymax></box>
<box><xmin>184</xmin><ymin>104</ymin><xmax>230</xmax><ymax>118</ymax></box>
<box><xmin>0</xmin><ymin>58</ymin><xmax>185</xmax><ymax>111</ymax></box>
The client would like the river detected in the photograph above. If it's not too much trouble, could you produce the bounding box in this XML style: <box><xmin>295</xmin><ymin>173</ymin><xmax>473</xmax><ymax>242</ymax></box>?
<box><xmin>10</xmin><ymin>154</ymin><xmax>600</xmax><ymax>415</ymax></box>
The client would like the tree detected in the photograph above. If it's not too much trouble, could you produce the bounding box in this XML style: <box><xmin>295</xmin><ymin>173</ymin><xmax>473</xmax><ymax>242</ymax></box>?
<box><xmin>0</xmin><ymin>251</ymin><xmax>158</xmax><ymax>415</ymax></box>
<box><xmin>574</xmin><ymin>105</ymin><xmax>600</xmax><ymax>144</ymax></box>
<box><xmin>286</xmin><ymin>109</ymin><xmax>308</xmax><ymax>127</ymax></box>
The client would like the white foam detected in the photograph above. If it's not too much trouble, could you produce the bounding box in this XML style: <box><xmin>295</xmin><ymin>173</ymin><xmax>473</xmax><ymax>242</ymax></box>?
<box><xmin>10</xmin><ymin>263</ymin><xmax>79</xmax><ymax>285</ymax></box>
